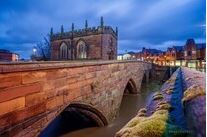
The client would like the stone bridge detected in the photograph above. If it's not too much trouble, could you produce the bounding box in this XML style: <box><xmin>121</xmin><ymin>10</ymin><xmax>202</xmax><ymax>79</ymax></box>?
<box><xmin>0</xmin><ymin>60</ymin><xmax>152</xmax><ymax>137</ymax></box>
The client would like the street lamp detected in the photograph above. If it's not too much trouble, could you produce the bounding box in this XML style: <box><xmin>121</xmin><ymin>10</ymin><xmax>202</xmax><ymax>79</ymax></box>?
<box><xmin>33</xmin><ymin>48</ymin><xmax>37</xmax><ymax>55</ymax></box>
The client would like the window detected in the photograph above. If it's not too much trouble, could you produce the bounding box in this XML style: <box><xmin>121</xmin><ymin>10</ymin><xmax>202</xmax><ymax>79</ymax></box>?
<box><xmin>77</xmin><ymin>41</ymin><xmax>87</xmax><ymax>59</ymax></box>
<box><xmin>192</xmin><ymin>50</ymin><xmax>196</xmax><ymax>54</ymax></box>
<box><xmin>68</xmin><ymin>45</ymin><xmax>72</xmax><ymax>59</ymax></box>
<box><xmin>60</xmin><ymin>42</ymin><xmax>67</xmax><ymax>59</ymax></box>
<box><xmin>187</xmin><ymin>51</ymin><xmax>192</xmax><ymax>56</ymax></box>
<box><xmin>109</xmin><ymin>37</ymin><xmax>113</xmax><ymax>47</ymax></box>
<box><xmin>184</xmin><ymin>51</ymin><xmax>187</xmax><ymax>56</ymax></box>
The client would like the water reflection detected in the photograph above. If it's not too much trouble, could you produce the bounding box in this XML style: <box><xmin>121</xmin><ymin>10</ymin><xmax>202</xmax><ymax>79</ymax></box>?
<box><xmin>60</xmin><ymin>81</ymin><xmax>161</xmax><ymax>137</ymax></box>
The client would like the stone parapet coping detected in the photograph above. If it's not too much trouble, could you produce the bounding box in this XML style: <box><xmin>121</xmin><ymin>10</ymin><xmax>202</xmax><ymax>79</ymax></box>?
<box><xmin>0</xmin><ymin>60</ymin><xmax>150</xmax><ymax>73</ymax></box>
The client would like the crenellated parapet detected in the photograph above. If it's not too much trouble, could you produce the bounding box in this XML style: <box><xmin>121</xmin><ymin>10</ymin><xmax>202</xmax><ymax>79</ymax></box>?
<box><xmin>50</xmin><ymin>17</ymin><xmax>118</xmax><ymax>41</ymax></box>
<box><xmin>51</xmin><ymin>26</ymin><xmax>117</xmax><ymax>41</ymax></box>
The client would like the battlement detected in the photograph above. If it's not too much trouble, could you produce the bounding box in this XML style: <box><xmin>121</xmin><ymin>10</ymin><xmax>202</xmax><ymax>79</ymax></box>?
<box><xmin>50</xmin><ymin>17</ymin><xmax>118</xmax><ymax>41</ymax></box>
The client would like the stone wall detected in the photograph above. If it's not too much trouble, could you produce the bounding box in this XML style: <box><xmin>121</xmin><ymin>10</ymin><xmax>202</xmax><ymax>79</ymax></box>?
<box><xmin>0</xmin><ymin>60</ymin><xmax>151</xmax><ymax>137</ymax></box>
<box><xmin>51</xmin><ymin>34</ymin><xmax>104</xmax><ymax>60</ymax></box>
<box><xmin>181</xmin><ymin>67</ymin><xmax>206</xmax><ymax>137</ymax></box>
<box><xmin>116</xmin><ymin>67</ymin><xmax>206</xmax><ymax>137</ymax></box>
<box><xmin>51</xmin><ymin>26</ymin><xmax>117</xmax><ymax>60</ymax></box>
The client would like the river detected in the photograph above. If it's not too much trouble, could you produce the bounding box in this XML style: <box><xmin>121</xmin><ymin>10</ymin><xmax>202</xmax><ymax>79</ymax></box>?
<box><xmin>59</xmin><ymin>81</ymin><xmax>161</xmax><ymax>137</ymax></box>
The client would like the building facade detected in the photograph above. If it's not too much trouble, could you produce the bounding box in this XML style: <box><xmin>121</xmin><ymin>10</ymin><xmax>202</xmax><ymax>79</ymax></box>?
<box><xmin>131</xmin><ymin>39</ymin><xmax>205</xmax><ymax>71</ymax></box>
<box><xmin>0</xmin><ymin>49</ymin><xmax>19</xmax><ymax>62</ymax></box>
<box><xmin>117</xmin><ymin>52</ymin><xmax>136</xmax><ymax>60</ymax></box>
<box><xmin>184</xmin><ymin>39</ymin><xmax>197</xmax><ymax>60</ymax></box>
<box><xmin>165</xmin><ymin>39</ymin><xmax>206</xmax><ymax>68</ymax></box>
<box><xmin>50</xmin><ymin>17</ymin><xmax>118</xmax><ymax>60</ymax></box>
<box><xmin>135</xmin><ymin>48</ymin><xmax>163</xmax><ymax>63</ymax></box>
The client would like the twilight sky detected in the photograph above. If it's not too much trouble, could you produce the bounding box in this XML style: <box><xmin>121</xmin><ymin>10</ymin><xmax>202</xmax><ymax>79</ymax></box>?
<box><xmin>0</xmin><ymin>0</ymin><xmax>206</xmax><ymax>59</ymax></box>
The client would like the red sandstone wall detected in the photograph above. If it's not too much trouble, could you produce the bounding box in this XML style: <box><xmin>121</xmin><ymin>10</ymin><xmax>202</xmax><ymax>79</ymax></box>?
<box><xmin>0</xmin><ymin>61</ymin><xmax>151</xmax><ymax>137</ymax></box>
<box><xmin>101</xmin><ymin>34</ymin><xmax>117</xmax><ymax>60</ymax></box>
<box><xmin>0</xmin><ymin>53</ymin><xmax>14</xmax><ymax>61</ymax></box>
<box><xmin>51</xmin><ymin>33</ymin><xmax>117</xmax><ymax>60</ymax></box>
<box><xmin>73</xmin><ymin>35</ymin><xmax>102</xmax><ymax>59</ymax></box>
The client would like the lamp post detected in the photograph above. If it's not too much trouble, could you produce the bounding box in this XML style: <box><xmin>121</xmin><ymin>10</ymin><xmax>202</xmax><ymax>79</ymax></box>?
<box><xmin>33</xmin><ymin>48</ymin><xmax>37</xmax><ymax>56</ymax></box>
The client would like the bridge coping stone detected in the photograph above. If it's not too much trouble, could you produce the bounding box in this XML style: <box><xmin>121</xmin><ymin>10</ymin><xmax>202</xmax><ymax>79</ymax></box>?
<box><xmin>0</xmin><ymin>60</ymin><xmax>151</xmax><ymax>73</ymax></box>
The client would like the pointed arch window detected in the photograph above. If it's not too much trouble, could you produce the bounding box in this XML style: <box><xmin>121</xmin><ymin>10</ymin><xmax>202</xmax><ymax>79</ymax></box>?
<box><xmin>68</xmin><ymin>45</ymin><xmax>72</xmax><ymax>59</ymax></box>
<box><xmin>77</xmin><ymin>41</ymin><xmax>87</xmax><ymax>59</ymax></box>
<box><xmin>60</xmin><ymin>42</ymin><xmax>67</xmax><ymax>59</ymax></box>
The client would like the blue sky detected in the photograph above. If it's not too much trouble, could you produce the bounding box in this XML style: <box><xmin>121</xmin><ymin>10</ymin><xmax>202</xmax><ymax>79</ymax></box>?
<box><xmin>0</xmin><ymin>0</ymin><xmax>206</xmax><ymax>59</ymax></box>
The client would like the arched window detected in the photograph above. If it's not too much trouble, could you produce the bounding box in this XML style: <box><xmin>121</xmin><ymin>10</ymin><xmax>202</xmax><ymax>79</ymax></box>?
<box><xmin>77</xmin><ymin>41</ymin><xmax>87</xmax><ymax>59</ymax></box>
<box><xmin>68</xmin><ymin>42</ymin><xmax>72</xmax><ymax>59</ymax></box>
<box><xmin>60</xmin><ymin>42</ymin><xmax>67</xmax><ymax>59</ymax></box>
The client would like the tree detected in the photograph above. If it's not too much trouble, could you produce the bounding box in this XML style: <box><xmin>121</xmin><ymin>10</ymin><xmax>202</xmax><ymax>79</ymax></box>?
<box><xmin>31</xmin><ymin>36</ymin><xmax>51</xmax><ymax>61</ymax></box>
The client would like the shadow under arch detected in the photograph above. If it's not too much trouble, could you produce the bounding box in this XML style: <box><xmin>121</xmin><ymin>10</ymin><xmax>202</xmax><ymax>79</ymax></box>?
<box><xmin>66</xmin><ymin>102</ymin><xmax>108</xmax><ymax>126</ymax></box>
<box><xmin>141</xmin><ymin>72</ymin><xmax>147</xmax><ymax>84</ymax></box>
<box><xmin>124</xmin><ymin>78</ymin><xmax>138</xmax><ymax>94</ymax></box>
<box><xmin>149</xmin><ymin>69</ymin><xmax>152</xmax><ymax>80</ymax></box>
<box><xmin>39</xmin><ymin>102</ymin><xmax>108</xmax><ymax>137</ymax></box>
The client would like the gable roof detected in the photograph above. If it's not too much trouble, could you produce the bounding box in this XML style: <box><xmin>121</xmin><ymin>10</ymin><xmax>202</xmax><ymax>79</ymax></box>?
<box><xmin>127</xmin><ymin>51</ymin><xmax>136</xmax><ymax>54</ymax></box>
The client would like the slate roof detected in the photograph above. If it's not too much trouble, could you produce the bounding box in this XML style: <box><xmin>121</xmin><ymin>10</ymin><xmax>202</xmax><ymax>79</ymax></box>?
<box><xmin>144</xmin><ymin>49</ymin><xmax>163</xmax><ymax>54</ymax></box>
<box><xmin>127</xmin><ymin>51</ymin><xmax>136</xmax><ymax>54</ymax></box>
<box><xmin>173</xmin><ymin>46</ymin><xmax>184</xmax><ymax>52</ymax></box>
<box><xmin>196</xmin><ymin>43</ymin><xmax>206</xmax><ymax>49</ymax></box>
<box><xmin>0</xmin><ymin>49</ymin><xmax>11</xmax><ymax>53</ymax></box>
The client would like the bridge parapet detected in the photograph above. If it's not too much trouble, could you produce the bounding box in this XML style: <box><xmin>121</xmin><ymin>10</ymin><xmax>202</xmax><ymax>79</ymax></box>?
<box><xmin>181</xmin><ymin>67</ymin><xmax>206</xmax><ymax>137</ymax></box>
<box><xmin>0</xmin><ymin>60</ymin><xmax>151</xmax><ymax>73</ymax></box>
<box><xmin>0</xmin><ymin>60</ymin><xmax>151</xmax><ymax>136</ymax></box>
<box><xmin>116</xmin><ymin>67</ymin><xmax>206</xmax><ymax>137</ymax></box>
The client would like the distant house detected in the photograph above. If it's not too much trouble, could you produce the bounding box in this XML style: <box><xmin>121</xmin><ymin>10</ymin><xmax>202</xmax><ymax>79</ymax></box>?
<box><xmin>0</xmin><ymin>49</ymin><xmax>19</xmax><ymax>62</ymax></box>
<box><xmin>172</xmin><ymin>46</ymin><xmax>184</xmax><ymax>60</ymax></box>
<box><xmin>196</xmin><ymin>43</ymin><xmax>206</xmax><ymax>60</ymax></box>
<box><xmin>136</xmin><ymin>48</ymin><xmax>163</xmax><ymax>62</ymax></box>
<box><xmin>184</xmin><ymin>39</ymin><xmax>206</xmax><ymax>60</ymax></box>
<box><xmin>184</xmin><ymin>39</ymin><xmax>197</xmax><ymax>60</ymax></box>
<box><xmin>117</xmin><ymin>38</ymin><xmax>206</xmax><ymax>70</ymax></box>
<box><xmin>117</xmin><ymin>54</ymin><xmax>124</xmax><ymax>60</ymax></box>
<box><xmin>117</xmin><ymin>52</ymin><xmax>136</xmax><ymax>60</ymax></box>
<box><xmin>164</xmin><ymin>39</ymin><xmax>206</xmax><ymax>69</ymax></box>
<box><xmin>166</xmin><ymin>39</ymin><xmax>206</xmax><ymax>61</ymax></box>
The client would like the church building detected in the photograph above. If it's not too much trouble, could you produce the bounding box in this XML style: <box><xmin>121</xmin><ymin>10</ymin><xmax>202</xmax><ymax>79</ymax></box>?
<box><xmin>50</xmin><ymin>17</ymin><xmax>118</xmax><ymax>60</ymax></box>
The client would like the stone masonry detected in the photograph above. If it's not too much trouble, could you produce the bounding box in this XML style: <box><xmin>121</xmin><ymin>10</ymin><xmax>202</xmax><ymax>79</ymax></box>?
<box><xmin>0</xmin><ymin>60</ymin><xmax>151</xmax><ymax>137</ymax></box>
<box><xmin>51</xmin><ymin>17</ymin><xmax>118</xmax><ymax>60</ymax></box>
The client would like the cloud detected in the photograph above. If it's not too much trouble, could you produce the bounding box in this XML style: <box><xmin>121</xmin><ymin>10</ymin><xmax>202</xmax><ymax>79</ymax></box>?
<box><xmin>130</xmin><ymin>0</ymin><xmax>193</xmax><ymax>28</ymax></box>
<box><xmin>95</xmin><ymin>0</ymin><xmax>134</xmax><ymax>18</ymax></box>
<box><xmin>0</xmin><ymin>0</ymin><xmax>205</xmax><ymax>59</ymax></box>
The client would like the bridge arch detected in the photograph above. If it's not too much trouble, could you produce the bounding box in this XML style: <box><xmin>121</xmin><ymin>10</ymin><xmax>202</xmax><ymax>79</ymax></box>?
<box><xmin>149</xmin><ymin>69</ymin><xmax>152</xmax><ymax>79</ymax></box>
<box><xmin>39</xmin><ymin>102</ymin><xmax>108</xmax><ymax>137</ymax></box>
<box><xmin>142</xmin><ymin>73</ymin><xmax>147</xmax><ymax>83</ymax></box>
<box><xmin>0</xmin><ymin>61</ymin><xmax>152</xmax><ymax>136</ymax></box>
<box><xmin>64</xmin><ymin>102</ymin><xmax>108</xmax><ymax>126</ymax></box>
<box><xmin>124</xmin><ymin>78</ymin><xmax>138</xmax><ymax>94</ymax></box>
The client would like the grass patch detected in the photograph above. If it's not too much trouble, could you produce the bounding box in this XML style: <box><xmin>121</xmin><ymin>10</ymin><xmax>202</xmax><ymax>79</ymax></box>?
<box><xmin>116</xmin><ymin>109</ymin><xmax>184</xmax><ymax>137</ymax></box>
<box><xmin>182</xmin><ymin>85</ymin><xmax>205</xmax><ymax>103</ymax></box>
